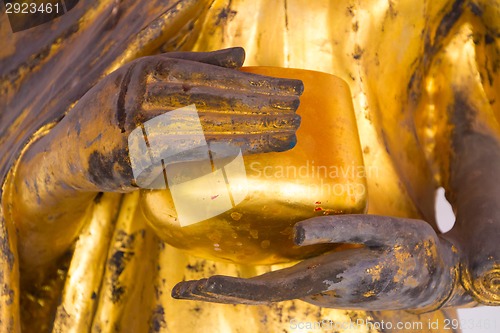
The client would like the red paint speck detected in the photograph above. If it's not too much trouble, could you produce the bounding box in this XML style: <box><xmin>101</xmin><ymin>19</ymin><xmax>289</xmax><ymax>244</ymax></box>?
<box><xmin>211</xmin><ymin>195</ymin><xmax>219</xmax><ymax>200</ymax></box>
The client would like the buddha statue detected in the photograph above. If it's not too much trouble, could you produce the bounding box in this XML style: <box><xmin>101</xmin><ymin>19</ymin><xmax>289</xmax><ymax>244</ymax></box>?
<box><xmin>0</xmin><ymin>0</ymin><xmax>499</xmax><ymax>332</ymax></box>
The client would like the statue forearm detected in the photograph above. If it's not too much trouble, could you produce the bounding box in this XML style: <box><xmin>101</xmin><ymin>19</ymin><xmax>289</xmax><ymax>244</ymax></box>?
<box><xmin>5</xmin><ymin>124</ymin><xmax>105</xmax><ymax>272</ymax></box>
<box><xmin>3</xmin><ymin>48</ymin><xmax>303</xmax><ymax>274</ymax></box>
<box><xmin>446</xmin><ymin>122</ymin><xmax>500</xmax><ymax>306</ymax></box>
<box><xmin>446</xmin><ymin>46</ymin><xmax>500</xmax><ymax>306</ymax></box>
<box><xmin>421</xmin><ymin>15</ymin><xmax>500</xmax><ymax>306</ymax></box>
<box><xmin>3</xmin><ymin>62</ymin><xmax>143</xmax><ymax>271</ymax></box>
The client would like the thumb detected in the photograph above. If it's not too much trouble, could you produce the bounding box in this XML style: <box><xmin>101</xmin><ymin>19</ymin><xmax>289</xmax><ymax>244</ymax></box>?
<box><xmin>160</xmin><ymin>47</ymin><xmax>245</xmax><ymax>69</ymax></box>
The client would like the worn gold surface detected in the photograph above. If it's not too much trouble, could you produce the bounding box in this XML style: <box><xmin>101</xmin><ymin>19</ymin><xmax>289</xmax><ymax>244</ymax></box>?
<box><xmin>0</xmin><ymin>0</ymin><xmax>499</xmax><ymax>332</ymax></box>
<box><xmin>416</xmin><ymin>15</ymin><xmax>500</xmax><ymax>307</ymax></box>
<box><xmin>53</xmin><ymin>193</ymin><xmax>121</xmax><ymax>332</ymax></box>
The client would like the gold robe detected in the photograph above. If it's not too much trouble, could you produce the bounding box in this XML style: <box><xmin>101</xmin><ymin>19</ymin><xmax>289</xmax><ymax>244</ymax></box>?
<box><xmin>2</xmin><ymin>0</ymin><xmax>498</xmax><ymax>331</ymax></box>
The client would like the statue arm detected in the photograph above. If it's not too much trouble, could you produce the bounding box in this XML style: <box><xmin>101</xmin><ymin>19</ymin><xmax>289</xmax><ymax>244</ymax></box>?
<box><xmin>434</xmin><ymin>8</ymin><xmax>500</xmax><ymax>306</ymax></box>
<box><xmin>2</xmin><ymin>48</ymin><xmax>303</xmax><ymax>275</ymax></box>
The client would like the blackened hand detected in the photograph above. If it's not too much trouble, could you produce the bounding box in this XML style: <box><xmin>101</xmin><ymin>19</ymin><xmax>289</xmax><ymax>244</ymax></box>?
<box><xmin>172</xmin><ymin>215</ymin><xmax>460</xmax><ymax>311</ymax></box>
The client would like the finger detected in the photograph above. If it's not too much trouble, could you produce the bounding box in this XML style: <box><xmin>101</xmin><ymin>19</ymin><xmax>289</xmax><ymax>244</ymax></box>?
<box><xmin>146</xmin><ymin>56</ymin><xmax>304</xmax><ymax>97</ymax></box>
<box><xmin>205</xmin><ymin>132</ymin><xmax>298</xmax><ymax>154</ymax></box>
<box><xmin>160</xmin><ymin>47</ymin><xmax>246</xmax><ymax>69</ymax></box>
<box><xmin>172</xmin><ymin>248</ymin><xmax>382</xmax><ymax>304</ymax></box>
<box><xmin>138</xmin><ymin>111</ymin><xmax>300</xmax><ymax>139</ymax></box>
<box><xmin>133</xmin><ymin>110</ymin><xmax>299</xmax><ymax>157</ymax></box>
<box><xmin>144</xmin><ymin>82</ymin><xmax>301</xmax><ymax>115</ymax></box>
<box><xmin>294</xmin><ymin>215</ymin><xmax>436</xmax><ymax>247</ymax></box>
<box><xmin>172</xmin><ymin>277</ymin><xmax>268</xmax><ymax>305</ymax></box>
<box><xmin>143</xmin><ymin>87</ymin><xmax>301</xmax><ymax>136</ymax></box>
<box><xmin>140</xmin><ymin>84</ymin><xmax>301</xmax><ymax>154</ymax></box>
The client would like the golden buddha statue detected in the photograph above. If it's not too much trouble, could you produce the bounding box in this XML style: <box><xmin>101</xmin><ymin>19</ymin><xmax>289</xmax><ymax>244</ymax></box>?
<box><xmin>0</xmin><ymin>0</ymin><xmax>499</xmax><ymax>332</ymax></box>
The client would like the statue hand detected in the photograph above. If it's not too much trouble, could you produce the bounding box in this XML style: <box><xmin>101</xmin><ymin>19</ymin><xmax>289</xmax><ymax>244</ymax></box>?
<box><xmin>172</xmin><ymin>215</ymin><xmax>461</xmax><ymax>311</ymax></box>
<box><xmin>55</xmin><ymin>47</ymin><xmax>302</xmax><ymax>191</ymax></box>
<box><xmin>9</xmin><ymin>47</ymin><xmax>302</xmax><ymax>269</ymax></box>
